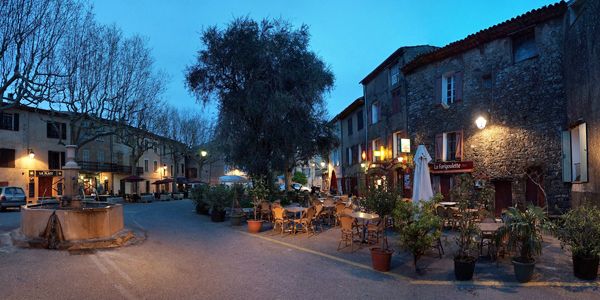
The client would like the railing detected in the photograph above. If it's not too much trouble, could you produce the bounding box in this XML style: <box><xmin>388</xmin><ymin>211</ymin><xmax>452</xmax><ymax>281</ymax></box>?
<box><xmin>78</xmin><ymin>161</ymin><xmax>144</xmax><ymax>175</ymax></box>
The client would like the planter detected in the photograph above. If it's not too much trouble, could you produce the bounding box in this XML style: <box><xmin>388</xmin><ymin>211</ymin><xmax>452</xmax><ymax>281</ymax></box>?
<box><xmin>454</xmin><ymin>256</ymin><xmax>476</xmax><ymax>281</ymax></box>
<box><xmin>512</xmin><ymin>257</ymin><xmax>536</xmax><ymax>283</ymax></box>
<box><xmin>370</xmin><ymin>248</ymin><xmax>393</xmax><ymax>272</ymax></box>
<box><xmin>230</xmin><ymin>214</ymin><xmax>245</xmax><ymax>226</ymax></box>
<box><xmin>210</xmin><ymin>210</ymin><xmax>226</xmax><ymax>222</ymax></box>
<box><xmin>573</xmin><ymin>254</ymin><xmax>599</xmax><ymax>281</ymax></box>
<box><xmin>247</xmin><ymin>220</ymin><xmax>263</xmax><ymax>233</ymax></box>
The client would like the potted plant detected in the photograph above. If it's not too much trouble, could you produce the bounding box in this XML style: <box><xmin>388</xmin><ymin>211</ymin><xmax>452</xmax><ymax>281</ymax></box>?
<box><xmin>361</xmin><ymin>185</ymin><xmax>400</xmax><ymax>272</ymax></box>
<box><xmin>247</xmin><ymin>178</ymin><xmax>268</xmax><ymax>233</ymax></box>
<box><xmin>206</xmin><ymin>185</ymin><xmax>231</xmax><ymax>222</ymax></box>
<box><xmin>556</xmin><ymin>206</ymin><xmax>600</xmax><ymax>280</ymax></box>
<box><xmin>229</xmin><ymin>184</ymin><xmax>246</xmax><ymax>226</ymax></box>
<box><xmin>450</xmin><ymin>174</ymin><xmax>479</xmax><ymax>281</ymax></box>
<box><xmin>191</xmin><ymin>184</ymin><xmax>210</xmax><ymax>215</ymax></box>
<box><xmin>395</xmin><ymin>201</ymin><xmax>442</xmax><ymax>273</ymax></box>
<box><xmin>497</xmin><ymin>204</ymin><xmax>553</xmax><ymax>283</ymax></box>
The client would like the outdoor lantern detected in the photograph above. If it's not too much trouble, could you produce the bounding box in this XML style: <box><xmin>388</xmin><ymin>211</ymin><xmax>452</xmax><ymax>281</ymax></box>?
<box><xmin>475</xmin><ymin>116</ymin><xmax>487</xmax><ymax>129</ymax></box>
<box><xmin>27</xmin><ymin>149</ymin><xmax>35</xmax><ymax>159</ymax></box>
<box><xmin>200</xmin><ymin>150</ymin><xmax>208</xmax><ymax>157</ymax></box>
<box><xmin>320</xmin><ymin>161</ymin><xmax>326</xmax><ymax>168</ymax></box>
<box><xmin>361</xmin><ymin>151</ymin><xmax>367</xmax><ymax>161</ymax></box>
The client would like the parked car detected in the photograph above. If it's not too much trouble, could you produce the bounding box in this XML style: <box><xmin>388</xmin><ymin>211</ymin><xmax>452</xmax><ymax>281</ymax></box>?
<box><xmin>0</xmin><ymin>186</ymin><xmax>27</xmax><ymax>211</ymax></box>
<box><xmin>278</xmin><ymin>183</ymin><xmax>310</xmax><ymax>192</ymax></box>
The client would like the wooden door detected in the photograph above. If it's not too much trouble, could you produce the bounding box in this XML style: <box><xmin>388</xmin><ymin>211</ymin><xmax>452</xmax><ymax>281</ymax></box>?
<box><xmin>440</xmin><ymin>175</ymin><xmax>451</xmax><ymax>201</ymax></box>
<box><xmin>38</xmin><ymin>177</ymin><xmax>53</xmax><ymax>198</ymax></box>
<box><xmin>494</xmin><ymin>181</ymin><xmax>512</xmax><ymax>216</ymax></box>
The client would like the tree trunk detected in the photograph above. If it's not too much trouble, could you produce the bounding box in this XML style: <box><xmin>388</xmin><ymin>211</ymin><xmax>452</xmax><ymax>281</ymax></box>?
<box><xmin>284</xmin><ymin>165</ymin><xmax>293</xmax><ymax>191</ymax></box>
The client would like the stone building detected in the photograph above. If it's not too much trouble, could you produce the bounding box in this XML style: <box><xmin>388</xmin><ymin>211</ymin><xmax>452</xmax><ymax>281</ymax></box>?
<box><xmin>0</xmin><ymin>105</ymin><xmax>191</xmax><ymax>202</ymax></box>
<box><xmin>360</xmin><ymin>46</ymin><xmax>437</xmax><ymax>195</ymax></box>
<box><xmin>335</xmin><ymin>97</ymin><xmax>365</xmax><ymax>195</ymax></box>
<box><xmin>402</xmin><ymin>2</ymin><xmax>570</xmax><ymax>214</ymax></box>
<box><xmin>564</xmin><ymin>0</ymin><xmax>600</xmax><ymax>206</ymax></box>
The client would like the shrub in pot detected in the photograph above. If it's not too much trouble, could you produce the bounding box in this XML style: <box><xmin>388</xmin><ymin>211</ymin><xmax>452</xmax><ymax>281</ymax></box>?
<box><xmin>395</xmin><ymin>201</ymin><xmax>442</xmax><ymax>273</ymax></box>
<box><xmin>229</xmin><ymin>184</ymin><xmax>246</xmax><ymax>226</ymax></box>
<box><xmin>556</xmin><ymin>206</ymin><xmax>600</xmax><ymax>280</ymax></box>
<box><xmin>497</xmin><ymin>204</ymin><xmax>553</xmax><ymax>283</ymax></box>
<box><xmin>247</xmin><ymin>178</ymin><xmax>269</xmax><ymax>233</ymax></box>
<box><xmin>206</xmin><ymin>185</ymin><xmax>231</xmax><ymax>222</ymax></box>
<box><xmin>360</xmin><ymin>185</ymin><xmax>401</xmax><ymax>272</ymax></box>
<box><xmin>450</xmin><ymin>175</ymin><xmax>480</xmax><ymax>281</ymax></box>
<box><xmin>191</xmin><ymin>184</ymin><xmax>210</xmax><ymax>215</ymax></box>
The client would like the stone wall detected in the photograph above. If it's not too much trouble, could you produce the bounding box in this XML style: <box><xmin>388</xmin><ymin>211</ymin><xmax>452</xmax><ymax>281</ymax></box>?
<box><xmin>405</xmin><ymin>17</ymin><xmax>570</xmax><ymax>211</ymax></box>
<box><xmin>564</xmin><ymin>0</ymin><xmax>600</xmax><ymax>206</ymax></box>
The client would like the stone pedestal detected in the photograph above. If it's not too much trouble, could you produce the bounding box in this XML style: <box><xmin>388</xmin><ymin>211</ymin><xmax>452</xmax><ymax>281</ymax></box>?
<box><xmin>62</xmin><ymin>145</ymin><xmax>81</xmax><ymax>206</ymax></box>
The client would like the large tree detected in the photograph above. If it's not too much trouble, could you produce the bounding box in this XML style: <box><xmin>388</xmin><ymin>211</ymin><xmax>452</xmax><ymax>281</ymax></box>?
<box><xmin>186</xmin><ymin>18</ymin><xmax>336</xmax><ymax>188</ymax></box>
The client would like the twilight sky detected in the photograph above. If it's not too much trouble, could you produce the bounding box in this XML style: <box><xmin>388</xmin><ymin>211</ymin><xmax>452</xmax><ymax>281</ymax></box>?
<box><xmin>91</xmin><ymin>0</ymin><xmax>556</xmax><ymax>119</ymax></box>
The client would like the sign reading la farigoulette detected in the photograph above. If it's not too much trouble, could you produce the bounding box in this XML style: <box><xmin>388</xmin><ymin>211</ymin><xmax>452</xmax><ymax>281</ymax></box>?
<box><xmin>429</xmin><ymin>161</ymin><xmax>474</xmax><ymax>174</ymax></box>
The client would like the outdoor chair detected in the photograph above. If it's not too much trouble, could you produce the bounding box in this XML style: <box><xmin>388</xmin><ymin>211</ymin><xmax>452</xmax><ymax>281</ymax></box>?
<box><xmin>367</xmin><ymin>216</ymin><xmax>387</xmax><ymax>246</ymax></box>
<box><xmin>334</xmin><ymin>202</ymin><xmax>347</xmax><ymax>226</ymax></box>
<box><xmin>337</xmin><ymin>216</ymin><xmax>361</xmax><ymax>252</ymax></box>
<box><xmin>293</xmin><ymin>206</ymin><xmax>316</xmax><ymax>236</ymax></box>
<box><xmin>312</xmin><ymin>203</ymin><xmax>325</xmax><ymax>233</ymax></box>
<box><xmin>260</xmin><ymin>201</ymin><xmax>272</xmax><ymax>222</ymax></box>
<box><xmin>445</xmin><ymin>207</ymin><xmax>457</xmax><ymax>229</ymax></box>
<box><xmin>272</xmin><ymin>207</ymin><xmax>290</xmax><ymax>235</ymax></box>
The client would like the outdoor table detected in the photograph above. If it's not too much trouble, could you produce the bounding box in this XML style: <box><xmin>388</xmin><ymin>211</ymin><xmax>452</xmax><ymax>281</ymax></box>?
<box><xmin>439</xmin><ymin>201</ymin><xmax>457</xmax><ymax>206</ymax></box>
<box><xmin>477</xmin><ymin>222</ymin><xmax>504</xmax><ymax>260</ymax></box>
<box><xmin>349</xmin><ymin>211</ymin><xmax>380</xmax><ymax>243</ymax></box>
<box><xmin>284</xmin><ymin>206</ymin><xmax>307</xmax><ymax>234</ymax></box>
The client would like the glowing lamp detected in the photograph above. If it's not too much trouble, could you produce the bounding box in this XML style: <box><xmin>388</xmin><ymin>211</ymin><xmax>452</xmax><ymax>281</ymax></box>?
<box><xmin>28</xmin><ymin>149</ymin><xmax>35</xmax><ymax>159</ymax></box>
<box><xmin>475</xmin><ymin>116</ymin><xmax>487</xmax><ymax>129</ymax></box>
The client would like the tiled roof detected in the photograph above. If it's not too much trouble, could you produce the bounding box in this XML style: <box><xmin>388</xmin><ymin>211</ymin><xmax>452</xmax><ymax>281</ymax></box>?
<box><xmin>402</xmin><ymin>1</ymin><xmax>567</xmax><ymax>74</ymax></box>
<box><xmin>332</xmin><ymin>97</ymin><xmax>364</xmax><ymax>121</ymax></box>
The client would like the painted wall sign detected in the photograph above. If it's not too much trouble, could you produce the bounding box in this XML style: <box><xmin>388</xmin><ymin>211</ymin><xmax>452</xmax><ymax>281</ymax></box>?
<box><xmin>429</xmin><ymin>161</ymin><xmax>474</xmax><ymax>174</ymax></box>
<box><xmin>35</xmin><ymin>170</ymin><xmax>63</xmax><ymax>177</ymax></box>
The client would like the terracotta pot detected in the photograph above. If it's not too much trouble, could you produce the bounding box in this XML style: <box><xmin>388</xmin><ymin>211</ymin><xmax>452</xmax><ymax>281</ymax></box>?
<box><xmin>370</xmin><ymin>247</ymin><xmax>393</xmax><ymax>272</ymax></box>
<box><xmin>573</xmin><ymin>254</ymin><xmax>599</xmax><ymax>280</ymax></box>
<box><xmin>247</xmin><ymin>220</ymin><xmax>263</xmax><ymax>233</ymax></box>
<box><xmin>512</xmin><ymin>257</ymin><xmax>536</xmax><ymax>283</ymax></box>
<box><xmin>454</xmin><ymin>256</ymin><xmax>476</xmax><ymax>281</ymax></box>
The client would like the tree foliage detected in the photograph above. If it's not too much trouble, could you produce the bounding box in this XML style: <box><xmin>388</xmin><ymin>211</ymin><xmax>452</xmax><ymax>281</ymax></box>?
<box><xmin>186</xmin><ymin>17</ymin><xmax>336</xmax><ymax>180</ymax></box>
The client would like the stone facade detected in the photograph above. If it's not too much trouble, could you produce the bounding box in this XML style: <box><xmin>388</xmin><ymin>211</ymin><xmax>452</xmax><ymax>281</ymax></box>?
<box><xmin>564</xmin><ymin>0</ymin><xmax>600</xmax><ymax>206</ymax></box>
<box><xmin>337</xmin><ymin>97</ymin><xmax>365</xmax><ymax>195</ymax></box>
<box><xmin>403</xmin><ymin>3</ymin><xmax>570</xmax><ymax>212</ymax></box>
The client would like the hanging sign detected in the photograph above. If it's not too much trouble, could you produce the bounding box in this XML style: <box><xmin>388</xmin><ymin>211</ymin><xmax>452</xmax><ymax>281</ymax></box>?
<box><xmin>401</xmin><ymin>139</ymin><xmax>411</xmax><ymax>153</ymax></box>
<box><xmin>429</xmin><ymin>161</ymin><xmax>474</xmax><ymax>174</ymax></box>
<box><xmin>35</xmin><ymin>170</ymin><xmax>63</xmax><ymax>177</ymax></box>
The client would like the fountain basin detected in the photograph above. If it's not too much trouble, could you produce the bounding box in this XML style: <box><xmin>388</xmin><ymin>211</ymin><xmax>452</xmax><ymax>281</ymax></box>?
<box><xmin>21</xmin><ymin>202</ymin><xmax>124</xmax><ymax>241</ymax></box>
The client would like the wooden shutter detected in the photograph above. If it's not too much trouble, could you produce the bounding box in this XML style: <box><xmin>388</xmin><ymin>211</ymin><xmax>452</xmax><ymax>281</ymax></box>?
<box><xmin>435</xmin><ymin>134</ymin><xmax>444</xmax><ymax>161</ymax></box>
<box><xmin>13</xmin><ymin>113</ymin><xmax>19</xmax><ymax>131</ymax></box>
<box><xmin>579</xmin><ymin>124</ymin><xmax>588</xmax><ymax>182</ymax></box>
<box><xmin>61</xmin><ymin>123</ymin><xmax>67</xmax><ymax>139</ymax></box>
<box><xmin>367</xmin><ymin>104</ymin><xmax>372</xmax><ymax>125</ymax></box>
<box><xmin>455</xmin><ymin>72</ymin><xmax>463</xmax><ymax>102</ymax></box>
<box><xmin>455</xmin><ymin>131</ymin><xmax>463</xmax><ymax>160</ymax></box>
<box><xmin>561</xmin><ymin>131</ymin><xmax>572</xmax><ymax>182</ymax></box>
<box><xmin>435</xmin><ymin>77</ymin><xmax>442</xmax><ymax>104</ymax></box>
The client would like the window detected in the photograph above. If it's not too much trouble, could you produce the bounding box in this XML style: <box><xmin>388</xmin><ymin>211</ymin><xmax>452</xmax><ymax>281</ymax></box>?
<box><xmin>181</xmin><ymin>163</ymin><xmax>184</xmax><ymax>174</ymax></box>
<box><xmin>346</xmin><ymin>147</ymin><xmax>353</xmax><ymax>166</ymax></box>
<box><xmin>116</xmin><ymin>152</ymin><xmax>123</xmax><ymax>165</ymax></box>
<box><xmin>0</xmin><ymin>112</ymin><xmax>18</xmax><ymax>131</ymax></box>
<box><xmin>97</xmin><ymin>150</ymin><xmax>105</xmax><ymax>162</ymax></box>
<box><xmin>391</xmin><ymin>90</ymin><xmax>401</xmax><ymax>114</ymax></box>
<box><xmin>82</xmin><ymin>149</ymin><xmax>90</xmax><ymax>161</ymax></box>
<box><xmin>513</xmin><ymin>31</ymin><xmax>538</xmax><ymax>62</ymax></box>
<box><xmin>153</xmin><ymin>160</ymin><xmax>158</xmax><ymax>172</ymax></box>
<box><xmin>0</xmin><ymin>149</ymin><xmax>15</xmax><ymax>168</ymax></box>
<box><xmin>170</xmin><ymin>165</ymin><xmax>173</xmax><ymax>176</ymax></box>
<box><xmin>144</xmin><ymin>159</ymin><xmax>149</xmax><ymax>172</ymax></box>
<box><xmin>356</xmin><ymin>110</ymin><xmax>364</xmax><ymax>131</ymax></box>
<box><xmin>48</xmin><ymin>151</ymin><xmax>65</xmax><ymax>170</ymax></box>
<box><xmin>371</xmin><ymin>102</ymin><xmax>380</xmax><ymax>124</ymax></box>
<box><xmin>347</xmin><ymin>118</ymin><xmax>353</xmax><ymax>136</ymax></box>
<box><xmin>390</xmin><ymin>63</ymin><xmax>400</xmax><ymax>86</ymax></box>
<box><xmin>435</xmin><ymin>131</ymin><xmax>463</xmax><ymax>161</ymax></box>
<box><xmin>563</xmin><ymin>123</ymin><xmax>587</xmax><ymax>182</ymax></box>
<box><xmin>47</xmin><ymin>122</ymin><xmax>66</xmax><ymax>139</ymax></box>
<box><xmin>392</xmin><ymin>132</ymin><xmax>402</xmax><ymax>158</ymax></box>
<box><xmin>372</xmin><ymin>138</ymin><xmax>381</xmax><ymax>162</ymax></box>
<box><xmin>351</xmin><ymin>145</ymin><xmax>359</xmax><ymax>165</ymax></box>
<box><xmin>442</xmin><ymin>74</ymin><xmax>455</xmax><ymax>106</ymax></box>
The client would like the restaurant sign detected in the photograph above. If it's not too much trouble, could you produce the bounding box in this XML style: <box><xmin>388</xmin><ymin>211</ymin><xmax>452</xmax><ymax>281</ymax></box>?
<box><xmin>34</xmin><ymin>170</ymin><xmax>63</xmax><ymax>177</ymax></box>
<box><xmin>429</xmin><ymin>161</ymin><xmax>474</xmax><ymax>174</ymax></box>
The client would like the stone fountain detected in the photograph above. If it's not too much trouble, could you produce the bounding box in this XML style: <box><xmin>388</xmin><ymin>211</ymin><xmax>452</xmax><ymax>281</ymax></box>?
<box><xmin>15</xmin><ymin>145</ymin><xmax>131</xmax><ymax>250</ymax></box>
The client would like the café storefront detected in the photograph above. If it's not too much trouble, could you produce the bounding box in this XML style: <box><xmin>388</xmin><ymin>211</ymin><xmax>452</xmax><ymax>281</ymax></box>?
<box><xmin>429</xmin><ymin>161</ymin><xmax>474</xmax><ymax>200</ymax></box>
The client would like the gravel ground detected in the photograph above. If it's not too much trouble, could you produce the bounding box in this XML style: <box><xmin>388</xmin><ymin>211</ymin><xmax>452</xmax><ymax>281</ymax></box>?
<box><xmin>0</xmin><ymin>200</ymin><xmax>598</xmax><ymax>300</ymax></box>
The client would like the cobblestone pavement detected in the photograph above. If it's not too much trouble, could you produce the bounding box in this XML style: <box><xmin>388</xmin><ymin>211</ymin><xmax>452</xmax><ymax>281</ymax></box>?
<box><xmin>0</xmin><ymin>200</ymin><xmax>598</xmax><ymax>300</ymax></box>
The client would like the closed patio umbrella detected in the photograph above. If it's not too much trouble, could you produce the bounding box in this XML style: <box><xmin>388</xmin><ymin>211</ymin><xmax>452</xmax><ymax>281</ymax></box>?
<box><xmin>412</xmin><ymin>145</ymin><xmax>433</xmax><ymax>204</ymax></box>
<box><xmin>330</xmin><ymin>170</ymin><xmax>337</xmax><ymax>193</ymax></box>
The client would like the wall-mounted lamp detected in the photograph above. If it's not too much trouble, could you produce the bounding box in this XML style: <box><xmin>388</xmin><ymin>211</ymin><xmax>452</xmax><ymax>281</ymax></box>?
<box><xmin>320</xmin><ymin>161</ymin><xmax>326</xmax><ymax>168</ymax></box>
<box><xmin>28</xmin><ymin>149</ymin><xmax>35</xmax><ymax>159</ymax></box>
<box><xmin>475</xmin><ymin>115</ymin><xmax>487</xmax><ymax>130</ymax></box>
<box><xmin>200</xmin><ymin>150</ymin><xmax>208</xmax><ymax>157</ymax></box>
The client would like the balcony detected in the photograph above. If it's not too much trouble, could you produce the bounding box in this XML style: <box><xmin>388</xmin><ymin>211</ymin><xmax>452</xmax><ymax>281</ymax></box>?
<box><xmin>77</xmin><ymin>161</ymin><xmax>144</xmax><ymax>175</ymax></box>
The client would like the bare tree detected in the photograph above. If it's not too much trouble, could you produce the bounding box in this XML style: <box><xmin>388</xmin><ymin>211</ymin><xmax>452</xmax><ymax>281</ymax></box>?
<box><xmin>0</xmin><ymin>0</ymin><xmax>79</xmax><ymax>109</ymax></box>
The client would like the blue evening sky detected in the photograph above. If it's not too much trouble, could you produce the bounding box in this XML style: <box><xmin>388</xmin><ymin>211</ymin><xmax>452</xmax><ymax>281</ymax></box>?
<box><xmin>91</xmin><ymin>0</ymin><xmax>556</xmax><ymax>119</ymax></box>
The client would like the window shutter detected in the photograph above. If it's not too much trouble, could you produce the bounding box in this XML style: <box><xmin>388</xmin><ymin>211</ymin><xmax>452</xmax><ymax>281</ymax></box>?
<box><xmin>386</xmin><ymin>134</ymin><xmax>393</xmax><ymax>159</ymax></box>
<box><xmin>435</xmin><ymin>77</ymin><xmax>442</xmax><ymax>103</ymax></box>
<box><xmin>579</xmin><ymin>124</ymin><xmax>588</xmax><ymax>182</ymax></box>
<box><xmin>561</xmin><ymin>131</ymin><xmax>572</xmax><ymax>182</ymax></box>
<box><xmin>61</xmin><ymin>123</ymin><xmax>67</xmax><ymax>139</ymax></box>
<box><xmin>455</xmin><ymin>72</ymin><xmax>463</xmax><ymax>102</ymax></box>
<box><xmin>367</xmin><ymin>105</ymin><xmax>372</xmax><ymax>124</ymax></box>
<box><xmin>13</xmin><ymin>113</ymin><xmax>19</xmax><ymax>131</ymax></box>
<box><xmin>435</xmin><ymin>134</ymin><xmax>444</xmax><ymax>161</ymax></box>
<box><xmin>455</xmin><ymin>131</ymin><xmax>463</xmax><ymax>160</ymax></box>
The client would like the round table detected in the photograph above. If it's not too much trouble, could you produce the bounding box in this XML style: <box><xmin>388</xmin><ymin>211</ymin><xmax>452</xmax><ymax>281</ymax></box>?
<box><xmin>349</xmin><ymin>212</ymin><xmax>380</xmax><ymax>243</ymax></box>
<box><xmin>284</xmin><ymin>206</ymin><xmax>307</xmax><ymax>214</ymax></box>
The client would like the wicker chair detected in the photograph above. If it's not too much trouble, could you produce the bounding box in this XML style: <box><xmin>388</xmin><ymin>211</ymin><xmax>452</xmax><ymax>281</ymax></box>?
<box><xmin>293</xmin><ymin>206</ymin><xmax>316</xmax><ymax>235</ymax></box>
<box><xmin>313</xmin><ymin>203</ymin><xmax>325</xmax><ymax>233</ymax></box>
<box><xmin>337</xmin><ymin>216</ymin><xmax>361</xmax><ymax>252</ymax></box>
<box><xmin>272</xmin><ymin>207</ymin><xmax>290</xmax><ymax>235</ymax></box>
<box><xmin>260</xmin><ymin>201</ymin><xmax>272</xmax><ymax>222</ymax></box>
<box><xmin>334</xmin><ymin>202</ymin><xmax>347</xmax><ymax>226</ymax></box>
<box><xmin>445</xmin><ymin>207</ymin><xmax>457</xmax><ymax>229</ymax></box>
<box><xmin>367</xmin><ymin>216</ymin><xmax>387</xmax><ymax>246</ymax></box>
